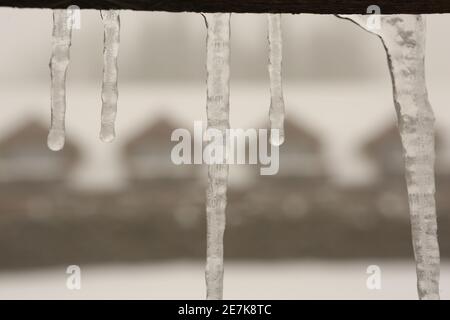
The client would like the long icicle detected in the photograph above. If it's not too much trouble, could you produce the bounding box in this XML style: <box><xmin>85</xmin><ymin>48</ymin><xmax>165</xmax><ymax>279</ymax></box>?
<box><xmin>384</xmin><ymin>16</ymin><xmax>439</xmax><ymax>300</ymax></box>
<box><xmin>267</xmin><ymin>14</ymin><xmax>285</xmax><ymax>146</ymax></box>
<box><xmin>337</xmin><ymin>14</ymin><xmax>440</xmax><ymax>300</ymax></box>
<box><xmin>48</xmin><ymin>9</ymin><xmax>73</xmax><ymax>151</ymax></box>
<box><xmin>203</xmin><ymin>13</ymin><xmax>231</xmax><ymax>300</ymax></box>
<box><xmin>100</xmin><ymin>10</ymin><xmax>120</xmax><ymax>143</ymax></box>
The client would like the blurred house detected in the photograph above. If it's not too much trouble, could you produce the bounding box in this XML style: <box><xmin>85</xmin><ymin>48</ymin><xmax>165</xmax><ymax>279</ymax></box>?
<box><xmin>0</xmin><ymin>118</ymin><xmax>81</xmax><ymax>255</ymax></box>
<box><xmin>252</xmin><ymin>118</ymin><xmax>328</xmax><ymax>192</ymax></box>
<box><xmin>121</xmin><ymin>117</ymin><xmax>204</xmax><ymax>232</ymax></box>
<box><xmin>362</xmin><ymin>123</ymin><xmax>444</xmax><ymax>181</ymax></box>
<box><xmin>123</xmin><ymin>117</ymin><xmax>199</xmax><ymax>184</ymax></box>
<box><xmin>233</xmin><ymin>119</ymin><xmax>329</xmax><ymax>221</ymax></box>
<box><xmin>0</xmin><ymin>119</ymin><xmax>79</xmax><ymax>189</ymax></box>
<box><xmin>276</xmin><ymin>119</ymin><xmax>327</xmax><ymax>181</ymax></box>
<box><xmin>363</xmin><ymin>124</ymin><xmax>404</xmax><ymax>180</ymax></box>
<box><xmin>359</xmin><ymin>123</ymin><xmax>448</xmax><ymax>219</ymax></box>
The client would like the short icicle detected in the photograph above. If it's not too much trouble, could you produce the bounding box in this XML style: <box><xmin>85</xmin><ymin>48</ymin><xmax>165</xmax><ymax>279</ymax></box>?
<box><xmin>267</xmin><ymin>14</ymin><xmax>285</xmax><ymax>146</ymax></box>
<box><xmin>100</xmin><ymin>10</ymin><xmax>120</xmax><ymax>143</ymax></box>
<box><xmin>48</xmin><ymin>9</ymin><xmax>73</xmax><ymax>151</ymax></box>
<box><xmin>203</xmin><ymin>13</ymin><xmax>231</xmax><ymax>300</ymax></box>
<box><xmin>337</xmin><ymin>14</ymin><xmax>440</xmax><ymax>300</ymax></box>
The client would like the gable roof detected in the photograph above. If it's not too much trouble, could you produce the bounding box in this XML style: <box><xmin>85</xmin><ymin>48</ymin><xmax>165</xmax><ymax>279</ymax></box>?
<box><xmin>0</xmin><ymin>119</ymin><xmax>80</xmax><ymax>164</ymax></box>
<box><xmin>124</xmin><ymin>117</ymin><xmax>182</xmax><ymax>154</ymax></box>
<box><xmin>362</xmin><ymin>123</ymin><xmax>443</xmax><ymax>158</ymax></box>
<box><xmin>257</xmin><ymin>118</ymin><xmax>322</xmax><ymax>152</ymax></box>
<box><xmin>283</xmin><ymin>118</ymin><xmax>322</xmax><ymax>150</ymax></box>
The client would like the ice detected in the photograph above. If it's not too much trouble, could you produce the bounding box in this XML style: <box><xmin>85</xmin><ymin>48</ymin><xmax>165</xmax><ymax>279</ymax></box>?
<box><xmin>203</xmin><ymin>12</ymin><xmax>231</xmax><ymax>300</ymax></box>
<box><xmin>100</xmin><ymin>10</ymin><xmax>120</xmax><ymax>143</ymax></box>
<box><xmin>338</xmin><ymin>14</ymin><xmax>440</xmax><ymax>300</ymax></box>
<box><xmin>267</xmin><ymin>14</ymin><xmax>285</xmax><ymax>146</ymax></box>
<box><xmin>48</xmin><ymin>10</ymin><xmax>73</xmax><ymax>151</ymax></box>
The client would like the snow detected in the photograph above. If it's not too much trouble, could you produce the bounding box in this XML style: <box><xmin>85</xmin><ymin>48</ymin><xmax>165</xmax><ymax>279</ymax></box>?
<box><xmin>0</xmin><ymin>260</ymin><xmax>449</xmax><ymax>300</ymax></box>
<box><xmin>3</xmin><ymin>80</ymin><xmax>450</xmax><ymax>190</ymax></box>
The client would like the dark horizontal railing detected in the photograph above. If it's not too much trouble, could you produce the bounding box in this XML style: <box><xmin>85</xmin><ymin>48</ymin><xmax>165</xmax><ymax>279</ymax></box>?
<box><xmin>0</xmin><ymin>1</ymin><xmax>449</xmax><ymax>14</ymax></box>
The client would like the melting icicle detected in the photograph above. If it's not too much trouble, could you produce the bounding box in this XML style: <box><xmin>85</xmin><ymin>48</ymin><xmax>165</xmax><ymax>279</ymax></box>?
<box><xmin>48</xmin><ymin>9</ymin><xmax>73</xmax><ymax>151</ymax></box>
<box><xmin>203</xmin><ymin>12</ymin><xmax>231</xmax><ymax>300</ymax></box>
<box><xmin>100</xmin><ymin>10</ymin><xmax>120</xmax><ymax>143</ymax></box>
<box><xmin>384</xmin><ymin>16</ymin><xmax>440</xmax><ymax>300</ymax></box>
<box><xmin>267</xmin><ymin>14</ymin><xmax>285</xmax><ymax>146</ymax></box>
<box><xmin>337</xmin><ymin>14</ymin><xmax>440</xmax><ymax>300</ymax></box>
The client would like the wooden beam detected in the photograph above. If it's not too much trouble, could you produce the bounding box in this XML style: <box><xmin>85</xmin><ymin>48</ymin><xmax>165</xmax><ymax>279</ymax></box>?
<box><xmin>0</xmin><ymin>1</ymin><xmax>449</xmax><ymax>14</ymax></box>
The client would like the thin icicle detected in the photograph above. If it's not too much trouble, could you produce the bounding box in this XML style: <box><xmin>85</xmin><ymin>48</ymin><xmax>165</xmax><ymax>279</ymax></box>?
<box><xmin>203</xmin><ymin>12</ymin><xmax>231</xmax><ymax>300</ymax></box>
<box><xmin>100</xmin><ymin>10</ymin><xmax>120</xmax><ymax>143</ymax></box>
<box><xmin>337</xmin><ymin>14</ymin><xmax>440</xmax><ymax>300</ymax></box>
<box><xmin>267</xmin><ymin>14</ymin><xmax>285</xmax><ymax>146</ymax></box>
<box><xmin>48</xmin><ymin>9</ymin><xmax>73</xmax><ymax>151</ymax></box>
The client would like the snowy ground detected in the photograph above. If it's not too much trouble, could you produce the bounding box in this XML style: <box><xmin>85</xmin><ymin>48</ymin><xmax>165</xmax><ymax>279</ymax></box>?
<box><xmin>0</xmin><ymin>260</ymin><xmax>449</xmax><ymax>300</ymax></box>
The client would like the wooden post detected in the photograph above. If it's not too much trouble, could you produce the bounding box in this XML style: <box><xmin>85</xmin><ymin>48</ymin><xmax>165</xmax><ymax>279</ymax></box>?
<box><xmin>0</xmin><ymin>0</ymin><xmax>449</xmax><ymax>14</ymax></box>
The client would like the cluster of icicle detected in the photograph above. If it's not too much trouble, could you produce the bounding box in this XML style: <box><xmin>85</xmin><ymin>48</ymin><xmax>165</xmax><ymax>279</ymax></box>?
<box><xmin>202</xmin><ymin>13</ymin><xmax>285</xmax><ymax>300</ymax></box>
<box><xmin>48</xmin><ymin>9</ymin><xmax>120</xmax><ymax>151</ymax></box>
<box><xmin>48</xmin><ymin>10</ymin><xmax>285</xmax><ymax>151</ymax></box>
<box><xmin>48</xmin><ymin>10</ymin><xmax>439</xmax><ymax>300</ymax></box>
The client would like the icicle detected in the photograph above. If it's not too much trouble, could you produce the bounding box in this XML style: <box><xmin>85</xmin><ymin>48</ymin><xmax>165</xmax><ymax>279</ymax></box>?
<box><xmin>48</xmin><ymin>9</ymin><xmax>73</xmax><ymax>151</ymax></box>
<box><xmin>338</xmin><ymin>14</ymin><xmax>440</xmax><ymax>300</ymax></box>
<box><xmin>100</xmin><ymin>10</ymin><xmax>120</xmax><ymax>143</ymax></box>
<box><xmin>267</xmin><ymin>14</ymin><xmax>285</xmax><ymax>146</ymax></box>
<box><xmin>203</xmin><ymin>13</ymin><xmax>231</xmax><ymax>300</ymax></box>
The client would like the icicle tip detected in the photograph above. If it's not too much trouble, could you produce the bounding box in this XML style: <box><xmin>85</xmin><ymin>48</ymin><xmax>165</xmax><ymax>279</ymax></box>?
<box><xmin>270</xmin><ymin>129</ymin><xmax>285</xmax><ymax>146</ymax></box>
<box><xmin>100</xmin><ymin>126</ymin><xmax>116</xmax><ymax>143</ymax></box>
<box><xmin>47</xmin><ymin>129</ymin><xmax>65</xmax><ymax>151</ymax></box>
<box><xmin>270</xmin><ymin>134</ymin><xmax>284</xmax><ymax>146</ymax></box>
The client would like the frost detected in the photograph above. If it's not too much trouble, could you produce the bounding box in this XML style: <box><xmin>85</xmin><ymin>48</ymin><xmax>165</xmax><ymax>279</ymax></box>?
<box><xmin>203</xmin><ymin>12</ymin><xmax>231</xmax><ymax>300</ymax></box>
<box><xmin>338</xmin><ymin>14</ymin><xmax>440</xmax><ymax>300</ymax></box>
<box><xmin>267</xmin><ymin>14</ymin><xmax>285</xmax><ymax>146</ymax></box>
<box><xmin>48</xmin><ymin>10</ymin><xmax>73</xmax><ymax>151</ymax></box>
<box><xmin>100</xmin><ymin>10</ymin><xmax>120</xmax><ymax>143</ymax></box>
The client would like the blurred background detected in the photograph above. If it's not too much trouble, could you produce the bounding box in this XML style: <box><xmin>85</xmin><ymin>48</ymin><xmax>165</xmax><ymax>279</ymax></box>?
<box><xmin>0</xmin><ymin>9</ymin><xmax>450</xmax><ymax>299</ymax></box>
